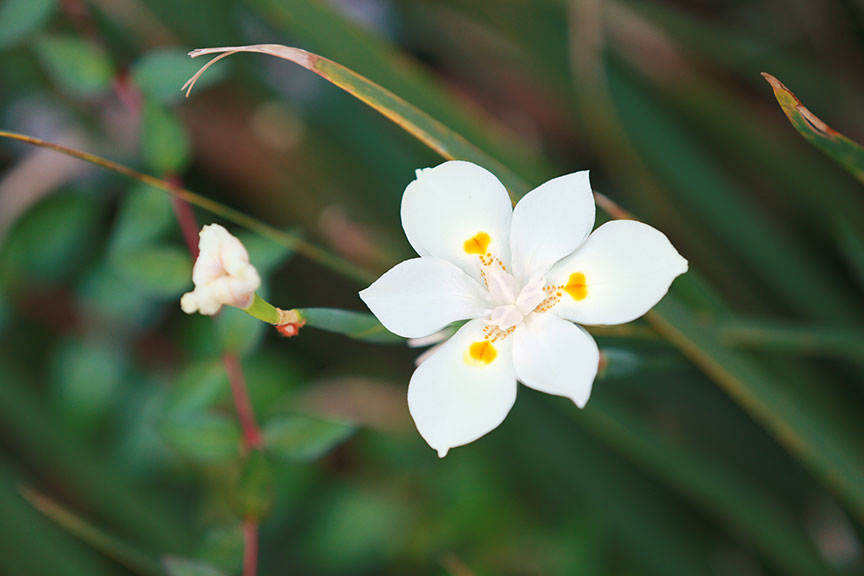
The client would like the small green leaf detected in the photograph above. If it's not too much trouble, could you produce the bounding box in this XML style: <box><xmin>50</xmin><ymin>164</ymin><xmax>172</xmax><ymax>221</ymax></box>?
<box><xmin>299</xmin><ymin>308</ymin><xmax>403</xmax><ymax>343</ymax></box>
<box><xmin>763</xmin><ymin>73</ymin><xmax>864</xmax><ymax>185</ymax></box>
<box><xmin>0</xmin><ymin>0</ymin><xmax>56</xmax><ymax>48</ymax></box>
<box><xmin>34</xmin><ymin>35</ymin><xmax>113</xmax><ymax>97</ymax></box>
<box><xmin>231</xmin><ymin>450</ymin><xmax>273</xmax><ymax>520</ymax></box>
<box><xmin>52</xmin><ymin>338</ymin><xmax>125</xmax><ymax>434</ymax></box>
<box><xmin>160</xmin><ymin>414</ymin><xmax>242</xmax><ymax>463</ymax></box>
<box><xmin>112</xmin><ymin>245</ymin><xmax>191</xmax><ymax>298</ymax></box>
<box><xmin>0</xmin><ymin>191</ymin><xmax>100</xmax><ymax>286</ymax></box>
<box><xmin>163</xmin><ymin>557</ymin><xmax>228</xmax><ymax>576</ymax></box>
<box><xmin>264</xmin><ymin>414</ymin><xmax>355</xmax><ymax>462</ymax></box>
<box><xmin>111</xmin><ymin>184</ymin><xmax>176</xmax><ymax>254</ymax></box>
<box><xmin>141</xmin><ymin>100</ymin><xmax>190</xmax><ymax>173</ymax></box>
<box><xmin>164</xmin><ymin>360</ymin><xmax>230</xmax><ymax>416</ymax></box>
<box><xmin>133</xmin><ymin>48</ymin><xmax>225</xmax><ymax>104</ymax></box>
<box><xmin>216</xmin><ymin>306</ymin><xmax>265</xmax><ymax>357</ymax></box>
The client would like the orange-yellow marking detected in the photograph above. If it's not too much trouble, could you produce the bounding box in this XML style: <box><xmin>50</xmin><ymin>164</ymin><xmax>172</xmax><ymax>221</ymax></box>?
<box><xmin>464</xmin><ymin>232</ymin><xmax>491</xmax><ymax>255</ymax></box>
<box><xmin>465</xmin><ymin>340</ymin><xmax>497</xmax><ymax>365</ymax></box>
<box><xmin>564</xmin><ymin>272</ymin><xmax>588</xmax><ymax>301</ymax></box>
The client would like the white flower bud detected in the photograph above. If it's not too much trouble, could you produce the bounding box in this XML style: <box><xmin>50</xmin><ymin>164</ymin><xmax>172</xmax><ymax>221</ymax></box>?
<box><xmin>180</xmin><ymin>224</ymin><xmax>261</xmax><ymax>316</ymax></box>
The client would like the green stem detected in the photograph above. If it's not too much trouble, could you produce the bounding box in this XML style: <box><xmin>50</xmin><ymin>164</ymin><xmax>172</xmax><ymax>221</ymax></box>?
<box><xmin>243</xmin><ymin>294</ymin><xmax>283</xmax><ymax>325</ymax></box>
<box><xmin>0</xmin><ymin>130</ymin><xmax>376</xmax><ymax>285</ymax></box>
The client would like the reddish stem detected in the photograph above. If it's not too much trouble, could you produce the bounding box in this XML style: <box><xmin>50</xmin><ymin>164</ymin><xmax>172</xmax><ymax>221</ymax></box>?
<box><xmin>169</xmin><ymin>181</ymin><xmax>262</xmax><ymax>575</ymax></box>
<box><xmin>223</xmin><ymin>354</ymin><xmax>263</xmax><ymax>450</ymax></box>
<box><xmin>243</xmin><ymin>519</ymin><xmax>259</xmax><ymax>576</ymax></box>
<box><xmin>167</xmin><ymin>175</ymin><xmax>200</xmax><ymax>258</ymax></box>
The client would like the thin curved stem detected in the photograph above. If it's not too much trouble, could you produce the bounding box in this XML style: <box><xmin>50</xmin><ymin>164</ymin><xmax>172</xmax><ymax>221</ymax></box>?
<box><xmin>0</xmin><ymin>130</ymin><xmax>376</xmax><ymax>284</ymax></box>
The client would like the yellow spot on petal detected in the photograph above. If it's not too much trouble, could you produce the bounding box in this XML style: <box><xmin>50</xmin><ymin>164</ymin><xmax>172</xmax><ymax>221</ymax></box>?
<box><xmin>464</xmin><ymin>232</ymin><xmax>491</xmax><ymax>255</ymax></box>
<box><xmin>465</xmin><ymin>340</ymin><xmax>497</xmax><ymax>365</ymax></box>
<box><xmin>564</xmin><ymin>272</ymin><xmax>587</xmax><ymax>301</ymax></box>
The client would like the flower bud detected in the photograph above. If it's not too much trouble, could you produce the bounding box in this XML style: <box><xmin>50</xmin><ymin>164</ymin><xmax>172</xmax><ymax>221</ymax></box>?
<box><xmin>180</xmin><ymin>224</ymin><xmax>261</xmax><ymax>316</ymax></box>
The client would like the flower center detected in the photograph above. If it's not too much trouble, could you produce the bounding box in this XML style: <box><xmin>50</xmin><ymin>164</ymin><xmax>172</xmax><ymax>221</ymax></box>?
<box><xmin>482</xmin><ymin>264</ymin><xmax>547</xmax><ymax>330</ymax></box>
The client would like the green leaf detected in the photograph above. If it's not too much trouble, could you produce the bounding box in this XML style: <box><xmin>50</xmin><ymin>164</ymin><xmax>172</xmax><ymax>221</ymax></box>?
<box><xmin>164</xmin><ymin>360</ymin><xmax>230</xmax><ymax>416</ymax></box>
<box><xmin>298</xmin><ymin>307</ymin><xmax>403</xmax><ymax>343</ymax></box>
<box><xmin>163</xmin><ymin>557</ymin><xmax>228</xmax><ymax>576</ymax></box>
<box><xmin>141</xmin><ymin>100</ymin><xmax>190</xmax><ymax>173</ymax></box>
<box><xmin>160</xmin><ymin>414</ymin><xmax>242</xmax><ymax>463</ymax></box>
<box><xmin>244</xmin><ymin>0</ymin><xmax>549</xmax><ymax>185</ymax></box>
<box><xmin>22</xmin><ymin>488</ymin><xmax>163</xmax><ymax>576</ymax></box>
<box><xmin>264</xmin><ymin>414</ymin><xmax>355</xmax><ymax>462</ymax></box>
<box><xmin>216</xmin><ymin>306</ymin><xmax>265</xmax><ymax>357</ymax></box>
<box><xmin>230</xmin><ymin>450</ymin><xmax>273</xmax><ymax>520</ymax></box>
<box><xmin>111</xmin><ymin>184</ymin><xmax>177</xmax><ymax>254</ymax></box>
<box><xmin>763</xmin><ymin>73</ymin><xmax>864</xmax><ymax>185</ymax></box>
<box><xmin>34</xmin><ymin>35</ymin><xmax>113</xmax><ymax>97</ymax></box>
<box><xmin>0</xmin><ymin>191</ymin><xmax>100</xmax><ymax>287</ymax></box>
<box><xmin>51</xmin><ymin>338</ymin><xmax>126</xmax><ymax>434</ymax></box>
<box><xmin>0</xmin><ymin>0</ymin><xmax>56</xmax><ymax>48</ymax></box>
<box><xmin>133</xmin><ymin>48</ymin><xmax>224</xmax><ymax>104</ymax></box>
<box><xmin>111</xmin><ymin>245</ymin><xmax>191</xmax><ymax>297</ymax></box>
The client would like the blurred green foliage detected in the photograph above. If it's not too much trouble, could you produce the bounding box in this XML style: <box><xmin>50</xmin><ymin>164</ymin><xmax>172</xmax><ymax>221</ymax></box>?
<box><xmin>1</xmin><ymin>1</ymin><xmax>864</xmax><ymax>575</ymax></box>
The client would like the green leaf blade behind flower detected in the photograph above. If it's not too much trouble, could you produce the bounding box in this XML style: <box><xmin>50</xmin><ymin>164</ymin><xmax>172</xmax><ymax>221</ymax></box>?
<box><xmin>298</xmin><ymin>307</ymin><xmax>404</xmax><ymax>343</ymax></box>
<box><xmin>763</xmin><ymin>73</ymin><xmax>864</xmax><ymax>185</ymax></box>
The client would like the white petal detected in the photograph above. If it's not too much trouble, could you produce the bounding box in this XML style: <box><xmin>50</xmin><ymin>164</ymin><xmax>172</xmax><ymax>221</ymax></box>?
<box><xmin>512</xmin><ymin>313</ymin><xmax>599</xmax><ymax>408</ymax></box>
<box><xmin>359</xmin><ymin>257</ymin><xmax>491</xmax><ymax>339</ymax></box>
<box><xmin>193</xmin><ymin>224</ymin><xmax>252</xmax><ymax>285</ymax></box>
<box><xmin>509</xmin><ymin>171</ymin><xmax>594</xmax><ymax>284</ymax></box>
<box><xmin>408</xmin><ymin>319</ymin><xmax>517</xmax><ymax>457</ymax></box>
<box><xmin>401</xmin><ymin>161</ymin><xmax>513</xmax><ymax>281</ymax></box>
<box><xmin>548</xmin><ymin>220</ymin><xmax>688</xmax><ymax>325</ymax></box>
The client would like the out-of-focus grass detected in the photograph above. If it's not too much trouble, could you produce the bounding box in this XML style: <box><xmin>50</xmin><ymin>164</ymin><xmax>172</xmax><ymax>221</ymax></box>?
<box><xmin>0</xmin><ymin>1</ymin><xmax>863</xmax><ymax>575</ymax></box>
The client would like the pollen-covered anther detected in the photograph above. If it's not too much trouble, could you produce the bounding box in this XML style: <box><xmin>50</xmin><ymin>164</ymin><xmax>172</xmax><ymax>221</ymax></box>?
<box><xmin>530</xmin><ymin>285</ymin><xmax>560</xmax><ymax>313</ymax></box>
<box><xmin>482</xmin><ymin>325</ymin><xmax>515</xmax><ymax>343</ymax></box>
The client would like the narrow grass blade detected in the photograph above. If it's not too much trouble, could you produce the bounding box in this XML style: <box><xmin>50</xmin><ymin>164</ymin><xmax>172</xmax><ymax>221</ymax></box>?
<box><xmin>763</xmin><ymin>73</ymin><xmax>864</xmax><ymax>185</ymax></box>
<box><xmin>22</xmin><ymin>487</ymin><xmax>164</xmax><ymax>576</ymax></box>
<box><xmin>184</xmin><ymin>44</ymin><xmax>530</xmax><ymax>197</ymax></box>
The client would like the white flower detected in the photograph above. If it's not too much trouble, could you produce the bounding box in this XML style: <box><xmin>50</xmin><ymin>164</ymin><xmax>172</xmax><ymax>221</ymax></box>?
<box><xmin>180</xmin><ymin>224</ymin><xmax>261</xmax><ymax>316</ymax></box>
<box><xmin>360</xmin><ymin>161</ymin><xmax>688</xmax><ymax>457</ymax></box>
